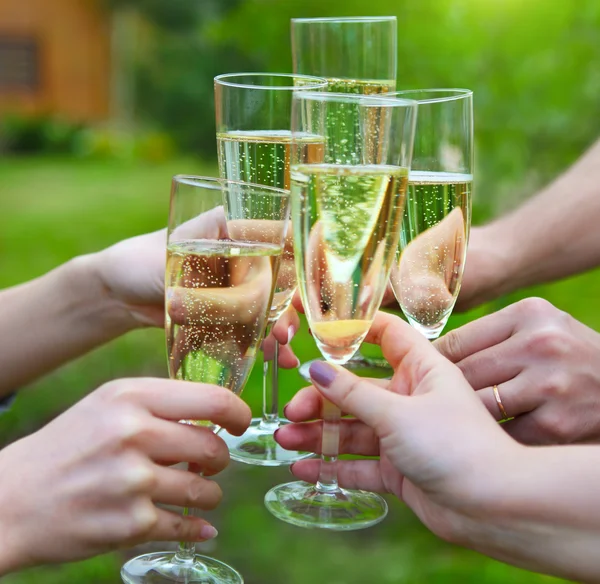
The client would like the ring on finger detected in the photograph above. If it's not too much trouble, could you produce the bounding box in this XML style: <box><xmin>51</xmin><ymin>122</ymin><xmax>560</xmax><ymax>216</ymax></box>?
<box><xmin>493</xmin><ymin>384</ymin><xmax>511</xmax><ymax>422</ymax></box>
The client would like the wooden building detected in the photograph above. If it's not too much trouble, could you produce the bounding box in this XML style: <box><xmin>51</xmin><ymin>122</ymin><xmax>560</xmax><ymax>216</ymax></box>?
<box><xmin>0</xmin><ymin>0</ymin><xmax>112</xmax><ymax>122</ymax></box>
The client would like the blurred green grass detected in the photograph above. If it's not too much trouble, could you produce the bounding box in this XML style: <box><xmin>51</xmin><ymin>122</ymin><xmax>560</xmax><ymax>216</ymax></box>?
<box><xmin>2</xmin><ymin>156</ymin><xmax>595</xmax><ymax>583</ymax></box>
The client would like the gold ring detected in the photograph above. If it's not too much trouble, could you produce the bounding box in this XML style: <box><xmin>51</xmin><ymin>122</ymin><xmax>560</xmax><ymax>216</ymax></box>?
<box><xmin>493</xmin><ymin>384</ymin><xmax>510</xmax><ymax>421</ymax></box>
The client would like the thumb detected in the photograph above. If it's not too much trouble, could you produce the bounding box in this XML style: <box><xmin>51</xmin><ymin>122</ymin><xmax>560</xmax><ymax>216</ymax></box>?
<box><xmin>309</xmin><ymin>361</ymin><xmax>401</xmax><ymax>433</ymax></box>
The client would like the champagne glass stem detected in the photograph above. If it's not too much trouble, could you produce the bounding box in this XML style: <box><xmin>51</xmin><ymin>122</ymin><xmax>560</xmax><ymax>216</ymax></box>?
<box><xmin>315</xmin><ymin>399</ymin><xmax>340</xmax><ymax>492</ymax></box>
<box><xmin>260</xmin><ymin>328</ymin><xmax>280</xmax><ymax>430</ymax></box>
<box><xmin>174</xmin><ymin>465</ymin><xmax>202</xmax><ymax>563</ymax></box>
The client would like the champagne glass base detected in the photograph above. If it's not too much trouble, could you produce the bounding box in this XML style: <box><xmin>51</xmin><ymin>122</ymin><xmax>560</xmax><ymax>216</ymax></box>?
<box><xmin>121</xmin><ymin>552</ymin><xmax>243</xmax><ymax>584</ymax></box>
<box><xmin>264</xmin><ymin>480</ymin><xmax>388</xmax><ymax>530</ymax></box>
<box><xmin>405</xmin><ymin>314</ymin><xmax>450</xmax><ymax>340</ymax></box>
<box><xmin>219</xmin><ymin>418</ymin><xmax>314</xmax><ymax>467</ymax></box>
<box><xmin>299</xmin><ymin>355</ymin><xmax>393</xmax><ymax>382</ymax></box>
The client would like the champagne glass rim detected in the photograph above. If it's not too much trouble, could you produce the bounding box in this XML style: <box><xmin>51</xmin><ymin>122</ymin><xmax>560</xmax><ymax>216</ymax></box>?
<box><xmin>293</xmin><ymin>90</ymin><xmax>418</xmax><ymax>108</ymax></box>
<box><xmin>291</xmin><ymin>16</ymin><xmax>397</xmax><ymax>24</ymax></box>
<box><xmin>214</xmin><ymin>72</ymin><xmax>329</xmax><ymax>90</ymax></box>
<box><xmin>173</xmin><ymin>175</ymin><xmax>289</xmax><ymax>198</ymax></box>
<box><xmin>389</xmin><ymin>88</ymin><xmax>473</xmax><ymax>104</ymax></box>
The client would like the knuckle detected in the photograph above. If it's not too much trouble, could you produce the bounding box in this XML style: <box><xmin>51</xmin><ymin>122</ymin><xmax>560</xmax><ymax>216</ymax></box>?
<box><xmin>438</xmin><ymin>330</ymin><xmax>463</xmax><ymax>362</ymax></box>
<box><xmin>172</xmin><ymin>514</ymin><xmax>201</xmax><ymax>542</ymax></box>
<box><xmin>537</xmin><ymin>409</ymin><xmax>574</xmax><ymax>444</ymax></box>
<box><xmin>186</xmin><ymin>478</ymin><xmax>222</xmax><ymax>510</ymax></box>
<box><xmin>197</xmin><ymin>433</ymin><xmax>228</xmax><ymax>471</ymax></box>
<box><xmin>99</xmin><ymin>378</ymin><xmax>140</xmax><ymax>404</ymax></box>
<box><xmin>526</xmin><ymin>326</ymin><xmax>571</xmax><ymax>359</ymax></box>
<box><xmin>94</xmin><ymin>409</ymin><xmax>146</xmax><ymax>451</ymax></box>
<box><xmin>538</xmin><ymin>371</ymin><xmax>571</xmax><ymax>399</ymax></box>
<box><xmin>125</xmin><ymin>499</ymin><xmax>158</xmax><ymax>540</ymax></box>
<box><xmin>516</xmin><ymin>297</ymin><xmax>555</xmax><ymax>319</ymax></box>
<box><xmin>124</xmin><ymin>459</ymin><xmax>157</xmax><ymax>494</ymax></box>
<box><xmin>114</xmin><ymin>410</ymin><xmax>151</xmax><ymax>446</ymax></box>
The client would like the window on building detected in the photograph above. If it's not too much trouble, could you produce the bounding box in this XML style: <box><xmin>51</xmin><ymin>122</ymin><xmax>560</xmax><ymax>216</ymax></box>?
<box><xmin>0</xmin><ymin>37</ymin><xmax>40</xmax><ymax>92</ymax></box>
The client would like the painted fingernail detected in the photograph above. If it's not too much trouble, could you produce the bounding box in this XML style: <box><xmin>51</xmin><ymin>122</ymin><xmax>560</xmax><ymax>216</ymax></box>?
<box><xmin>309</xmin><ymin>361</ymin><xmax>336</xmax><ymax>388</ymax></box>
<box><xmin>200</xmin><ymin>525</ymin><xmax>219</xmax><ymax>540</ymax></box>
<box><xmin>287</xmin><ymin>325</ymin><xmax>296</xmax><ymax>344</ymax></box>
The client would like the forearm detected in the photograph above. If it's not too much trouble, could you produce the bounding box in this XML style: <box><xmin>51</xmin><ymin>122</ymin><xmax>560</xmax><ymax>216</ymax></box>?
<box><xmin>0</xmin><ymin>255</ymin><xmax>135</xmax><ymax>396</ymax></box>
<box><xmin>458</xmin><ymin>139</ymin><xmax>600</xmax><ymax>310</ymax></box>
<box><xmin>490</xmin><ymin>139</ymin><xmax>600</xmax><ymax>294</ymax></box>
<box><xmin>459</xmin><ymin>445</ymin><xmax>600</xmax><ymax>582</ymax></box>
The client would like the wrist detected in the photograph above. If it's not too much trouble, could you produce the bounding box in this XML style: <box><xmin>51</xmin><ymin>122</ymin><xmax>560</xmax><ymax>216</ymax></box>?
<box><xmin>443</xmin><ymin>441</ymin><xmax>531</xmax><ymax>546</ymax></box>
<box><xmin>0</xmin><ymin>451</ymin><xmax>25</xmax><ymax>575</ymax></box>
<box><xmin>461</xmin><ymin>220</ymin><xmax>519</xmax><ymax>309</ymax></box>
<box><xmin>66</xmin><ymin>254</ymin><xmax>137</xmax><ymax>339</ymax></box>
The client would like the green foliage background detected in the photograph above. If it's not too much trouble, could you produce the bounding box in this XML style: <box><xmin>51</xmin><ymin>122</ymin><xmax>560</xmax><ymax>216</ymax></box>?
<box><xmin>2</xmin><ymin>0</ymin><xmax>600</xmax><ymax>582</ymax></box>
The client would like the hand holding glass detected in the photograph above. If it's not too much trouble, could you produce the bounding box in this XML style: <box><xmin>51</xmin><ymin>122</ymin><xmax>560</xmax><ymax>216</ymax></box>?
<box><xmin>390</xmin><ymin>89</ymin><xmax>473</xmax><ymax>339</ymax></box>
<box><xmin>214</xmin><ymin>72</ymin><xmax>327</xmax><ymax>466</ymax></box>
<box><xmin>265</xmin><ymin>91</ymin><xmax>417</xmax><ymax>530</ymax></box>
<box><xmin>121</xmin><ymin>176</ymin><xmax>289</xmax><ymax>584</ymax></box>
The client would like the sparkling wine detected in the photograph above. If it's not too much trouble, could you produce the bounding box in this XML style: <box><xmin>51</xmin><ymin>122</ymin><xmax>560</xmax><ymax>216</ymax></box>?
<box><xmin>292</xmin><ymin>163</ymin><xmax>408</xmax><ymax>363</ymax></box>
<box><xmin>324</xmin><ymin>77</ymin><xmax>395</xmax><ymax>95</ymax></box>
<box><xmin>392</xmin><ymin>171</ymin><xmax>472</xmax><ymax>336</ymax></box>
<box><xmin>217</xmin><ymin>130</ymin><xmax>324</xmax><ymax>320</ymax></box>
<box><xmin>165</xmin><ymin>239</ymin><xmax>282</xmax><ymax>398</ymax></box>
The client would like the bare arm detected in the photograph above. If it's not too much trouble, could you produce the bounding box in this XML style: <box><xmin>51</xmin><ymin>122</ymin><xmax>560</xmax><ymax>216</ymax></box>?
<box><xmin>0</xmin><ymin>255</ymin><xmax>135</xmax><ymax>399</ymax></box>
<box><xmin>278</xmin><ymin>312</ymin><xmax>600</xmax><ymax>583</ymax></box>
<box><xmin>457</xmin><ymin>138</ymin><xmax>600</xmax><ymax>310</ymax></box>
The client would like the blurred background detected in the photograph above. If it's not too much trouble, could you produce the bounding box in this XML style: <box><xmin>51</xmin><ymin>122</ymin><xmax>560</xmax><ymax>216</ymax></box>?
<box><xmin>1</xmin><ymin>0</ymin><xmax>599</xmax><ymax>582</ymax></box>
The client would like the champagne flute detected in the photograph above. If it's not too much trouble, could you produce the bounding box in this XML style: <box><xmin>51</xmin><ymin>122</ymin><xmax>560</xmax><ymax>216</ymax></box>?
<box><xmin>214</xmin><ymin>72</ymin><xmax>327</xmax><ymax>466</ymax></box>
<box><xmin>121</xmin><ymin>176</ymin><xmax>290</xmax><ymax>584</ymax></box>
<box><xmin>264</xmin><ymin>91</ymin><xmax>417</xmax><ymax>529</ymax></box>
<box><xmin>291</xmin><ymin>15</ymin><xmax>398</xmax><ymax>379</ymax></box>
<box><xmin>388</xmin><ymin>89</ymin><xmax>473</xmax><ymax>339</ymax></box>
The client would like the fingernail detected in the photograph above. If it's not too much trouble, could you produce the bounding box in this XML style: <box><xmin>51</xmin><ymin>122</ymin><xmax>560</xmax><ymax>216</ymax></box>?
<box><xmin>287</xmin><ymin>325</ymin><xmax>296</xmax><ymax>344</ymax></box>
<box><xmin>289</xmin><ymin>463</ymin><xmax>296</xmax><ymax>476</ymax></box>
<box><xmin>309</xmin><ymin>361</ymin><xmax>336</xmax><ymax>388</ymax></box>
<box><xmin>273</xmin><ymin>428</ymin><xmax>280</xmax><ymax>442</ymax></box>
<box><xmin>200</xmin><ymin>525</ymin><xmax>218</xmax><ymax>540</ymax></box>
<box><xmin>283</xmin><ymin>403</ymin><xmax>290</xmax><ymax>418</ymax></box>
<box><xmin>293</xmin><ymin>357</ymin><xmax>300</xmax><ymax>369</ymax></box>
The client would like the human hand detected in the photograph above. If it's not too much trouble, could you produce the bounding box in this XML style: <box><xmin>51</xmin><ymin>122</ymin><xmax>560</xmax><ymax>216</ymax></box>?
<box><xmin>90</xmin><ymin>214</ymin><xmax>298</xmax><ymax>368</ymax></box>
<box><xmin>435</xmin><ymin>297</ymin><xmax>600</xmax><ymax>444</ymax></box>
<box><xmin>452</xmin><ymin>224</ymin><xmax>514</xmax><ymax>312</ymax></box>
<box><xmin>389</xmin><ymin>208</ymin><xmax>466</xmax><ymax>330</ymax></box>
<box><xmin>0</xmin><ymin>377</ymin><xmax>251</xmax><ymax>574</ymax></box>
<box><xmin>276</xmin><ymin>312</ymin><xmax>521</xmax><ymax>544</ymax></box>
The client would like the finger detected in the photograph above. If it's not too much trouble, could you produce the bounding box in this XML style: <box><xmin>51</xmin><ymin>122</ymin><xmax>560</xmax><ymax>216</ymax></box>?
<box><xmin>291</xmin><ymin>458</ymin><xmax>389</xmax><ymax>493</ymax></box>
<box><xmin>143</xmin><ymin>420</ymin><xmax>230</xmax><ymax>475</ymax></box>
<box><xmin>151</xmin><ymin>465</ymin><xmax>223</xmax><ymax>510</ymax></box>
<box><xmin>148</xmin><ymin>507</ymin><xmax>218</xmax><ymax>542</ymax></box>
<box><xmin>454</xmin><ymin>334</ymin><xmax>526</xmax><ymax>389</ymax></box>
<box><xmin>307</xmin><ymin>360</ymin><xmax>403</xmax><ymax>434</ymax></box>
<box><xmin>284</xmin><ymin>381</ymin><xmax>389</xmax><ymax>423</ymax></box>
<box><xmin>116</xmin><ymin>379</ymin><xmax>252</xmax><ymax>436</ymax></box>
<box><xmin>284</xmin><ymin>386</ymin><xmax>324</xmax><ymax>422</ymax></box>
<box><xmin>363</xmin><ymin>312</ymin><xmax>444</xmax><ymax>372</ymax></box>
<box><xmin>275</xmin><ymin>418</ymin><xmax>380</xmax><ymax>456</ymax></box>
<box><xmin>277</xmin><ymin>343</ymin><xmax>300</xmax><ymax>369</ymax></box>
<box><xmin>262</xmin><ymin>334</ymin><xmax>300</xmax><ymax>369</ymax></box>
<box><xmin>499</xmin><ymin>415</ymin><xmax>550</xmax><ymax>445</ymax></box>
<box><xmin>292</xmin><ymin>289</ymin><xmax>305</xmax><ymax>314</ymax></box>
<box><xmin>434</xmin><ymin>306</ymin><xmax>519</xmax><ymax>363</ymax></box>
<box><xmin>476</xmin><ymin>374</ymin><xmax>540</xmax><ymax>421</ymax></box>
<box><xmin>272</xmin><ymin>304</ymin><xmax>301</xmax><ymax>345</ymax></box>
